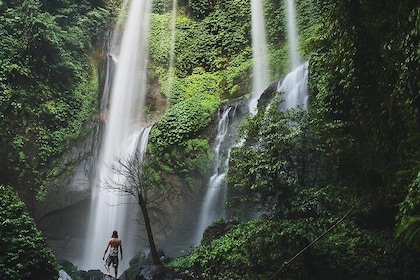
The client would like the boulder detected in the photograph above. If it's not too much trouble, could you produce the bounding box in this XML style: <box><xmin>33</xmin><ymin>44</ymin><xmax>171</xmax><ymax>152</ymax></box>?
<box><xmin>135</xmin><ymin>265</ymin><xmax>194</xmax><ymax>280</ymax></box>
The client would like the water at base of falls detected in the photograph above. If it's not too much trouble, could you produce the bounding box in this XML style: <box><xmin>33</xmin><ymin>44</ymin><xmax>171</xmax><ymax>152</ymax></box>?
<box><xmin>80</xmin><ymin>128</ymin><xmax>151</xmax><ymax>273</ymax></box>
<box><xmin>80</xmin><ymin>0</ymin><xmax>152</xmax><ymax>274</ymax></box>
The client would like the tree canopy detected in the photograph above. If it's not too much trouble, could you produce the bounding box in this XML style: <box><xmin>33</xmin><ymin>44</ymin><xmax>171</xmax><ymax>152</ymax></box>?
<box><xmin>169</xmin><ymin>0</ymin><xmax>420</xmax><ymax>278</ymax></box>
<box><xmin>0</xmin><ymin>185</ymin><xmax>59</xmax><ymax>279</ymax></box>
<box><xmin>0</xmin><ymin>0</ymin><xmax>110</xmax><ymax>203</ymax></box>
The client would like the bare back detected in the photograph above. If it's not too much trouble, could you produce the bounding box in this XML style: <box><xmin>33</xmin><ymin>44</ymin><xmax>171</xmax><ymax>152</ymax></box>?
<box><xmin>108</xmin><ymin>238</ymin><xmax>122</xmax><ymax>253</ymax></box>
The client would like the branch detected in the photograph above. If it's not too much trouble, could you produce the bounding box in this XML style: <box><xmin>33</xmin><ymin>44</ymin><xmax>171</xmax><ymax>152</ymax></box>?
<box><xmin>269</xmin><ymin>198</ymin><xmax>361</xmax><ymax>280</ymax></box>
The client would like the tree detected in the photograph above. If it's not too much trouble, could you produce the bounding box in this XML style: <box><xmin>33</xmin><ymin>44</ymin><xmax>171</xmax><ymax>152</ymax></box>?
<box><xmin>305</xmin><ymin>0</ymin><xmax>420</xmax><ymax>229</ymax></box>
<box><xmin>0</xmin><ymin>185</ymin><xmax>59</xmax><ymax>279</ymax></box>
<box><xmin>228</xmin><ymin>99</ymin><xmax>347</xmax><ymax>217</ymax></box>
<box><xmin>0</xmin><ymin>0</ymin><xmax>110</xmax><ymax>205</ymax></box>
<box><xmin>397</xmin><ymin>171</ymin><xmax>420</xmax><ymax>249</ymax></box>
<box><xmin>102</xmin><ymin>149</ymin><xmax>166</xmax><ymax>265</ymax></box>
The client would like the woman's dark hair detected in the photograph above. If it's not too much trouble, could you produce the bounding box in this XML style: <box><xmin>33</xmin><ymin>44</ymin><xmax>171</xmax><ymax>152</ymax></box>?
<box><xmin>112</xmin><ymin>230</ymin><xmax>118</xmax><ymax>238</ymax></box>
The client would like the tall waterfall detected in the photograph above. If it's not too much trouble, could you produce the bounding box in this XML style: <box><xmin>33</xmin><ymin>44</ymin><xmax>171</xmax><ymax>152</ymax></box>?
<box><xmin>281</xmin><ymin>0</ymin><xmax>307</xmax><ymax>108</ymax></box>
<box><xmin>81</xmin><ymin>0</ymin><xmax>152</xmax><ymax>273</ymax></box>
<box><xmin>285</xmin><ymin>0</ymin><xmax>301</xmax><ymax>69</ymax></box>
<box><xmin>193</xmin><ymin>1</ymin><xmax>274</xmax><ymax>244</ymax></box>
<box><xmin>166</xmin><ymin>0</ymin><xmax>177</xmax><ymax>93</ymax></box>
<box><xmin>249</xmin><ymin>0</ymin><xmax>269</xmax><ymax>114</ymax></box>
<box><xmin>193</xmin><ymin>105</ymin><xmax>240</xmax><ymax>244</ymax></box>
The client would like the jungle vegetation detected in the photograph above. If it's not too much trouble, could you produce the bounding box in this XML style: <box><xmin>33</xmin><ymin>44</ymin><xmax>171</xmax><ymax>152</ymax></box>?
<box><xmin>0</xmin><ymin>0</ymin><xmax>419</xmax><ymax>279</ymax></box>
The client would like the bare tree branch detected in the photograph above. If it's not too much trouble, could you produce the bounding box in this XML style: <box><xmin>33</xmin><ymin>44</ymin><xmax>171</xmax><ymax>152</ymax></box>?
<box><xmin>99</xmin><ymin>148</ymin><xmax>165</xmax><ymax>265</ymax></box>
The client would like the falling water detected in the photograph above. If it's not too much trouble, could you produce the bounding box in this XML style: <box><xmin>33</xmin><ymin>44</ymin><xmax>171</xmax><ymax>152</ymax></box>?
<box><xmin>193</xmin><ymin>2</ymin><xmax>271</xmax><ymax>243</ymax></box>
<box><xmin>81</xmin><ymin>0</ymin><xmax>152</xmax><ymax>273</ymax></box>
<box><xmin>166</xmin><ymin>0</ymin><xmax>177</xmax><ymax>93</ymax></box>
<box><xmin>194</xmin><ymin>106</ymin><xmax>238</xmax><ymax>244</ymax></box>
<box><xmin>285</xmin><ymin>0</ymin><xmax>301</xmax><ymax>70</ymax></box>
<box><xmin>249</xmin><ymin>0</ymin><xmax>270</xmax><ymax>114</ymax></box>
<box><xmin>278</xmin><ymin>62</ymin><xmax>309</xmax><ymax>109</ymax></box>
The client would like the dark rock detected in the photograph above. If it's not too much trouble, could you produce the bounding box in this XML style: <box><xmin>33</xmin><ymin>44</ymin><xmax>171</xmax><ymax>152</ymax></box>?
<box><xmin>81</xmin><ymin>269</ymin><xmax>104</xmax><ymax>280</ymax></box>
<box><xmin>258</xmin><ymin>80</ymin><xmax>281</xmax><ymax>109</ymax></box>
<box><xmin>201</xmin><ymin>218</ymin><xmax>239</xmax><ymax>244</ymax></box>
<box><xmin>135</xmin><ymin>265</ymin><xmax>194</xmax><ymax>280</ymax></box>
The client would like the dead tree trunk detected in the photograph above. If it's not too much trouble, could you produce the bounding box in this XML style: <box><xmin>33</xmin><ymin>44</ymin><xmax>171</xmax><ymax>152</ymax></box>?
<box><xmin>139</xmin><ymin>196</ymin><xmax>161</xmax><ymax>265</ymax></box>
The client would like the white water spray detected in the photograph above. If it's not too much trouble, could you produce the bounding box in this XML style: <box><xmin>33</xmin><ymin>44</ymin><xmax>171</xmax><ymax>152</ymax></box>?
<box><xmin>166</xmin><ymin>0</ymin><xmax>177</xmax><ymax>93</ymax></box>
<box><xmin>194</xmin><ymin>107</ymin><xmax>237</xmax><ymax>244</ymax></box>
<box><xmin>81</xmin><ymin>0</ymin><xmax>152</xmax><ymax>273</ymax></box>
<box><xmin>278</xmin><ymin>62</ymin><xmax>309</xmax><ymax>109</ymax></box>
<box><xmin>249</xmin><ymin>0</ymin><xmax>270</xmax><ymax>114</ymax></box>
<box><xmin>285</xmin><ymin>0</ymin><xmax>301</xmax><ymax>70</ymax></box>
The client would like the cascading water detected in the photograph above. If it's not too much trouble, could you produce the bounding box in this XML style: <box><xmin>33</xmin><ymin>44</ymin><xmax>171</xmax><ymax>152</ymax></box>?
<box><xmin>194</xmin><ymin>2</ymin><xmax>272</xmax><ymax>244</ymax></box>
<box><xmin>166</xmin><ymin>0</ymin><xmax>177</xmax><ymax>93</ymax></box>
<box><xmin>249</xmin><ymin>0</ymin><xmax>270</xmax><ymax>115</ymax></box>
<box><xmin>193</xmin><ymin>106</ymin><xmax>238</xmax><ymax>244</ymax></box>
<box><xmin>81</xmin><ymin>0</ymin><xmax>152</xmax><ymax>273</ymax></box>
<box><xmin>285</xmin><ymin>0</ymin><xmax>301</xmax><ymax>70</ymax></box>
<box><xmin>279</xmin><ymin>0</ymin><xmax>308</xmax><ymax>109</ymax></box>
<box><xmin>278</xmin><ymin>62</ymin><xmax>309</xmax><ymax>109</ymax></box>
<box><xmin>193</xmin><ymin>0</ymin><xmax>308</xmax><ymax>247</ymax></box>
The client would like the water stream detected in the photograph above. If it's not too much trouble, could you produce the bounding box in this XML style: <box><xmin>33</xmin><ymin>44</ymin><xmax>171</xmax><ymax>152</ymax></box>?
<box><xmin>193</xmin><ymin>0</ymin><xmax>308</xmax><ymax>245</ymax></box>
<box><xmin>182</xmin><ymin>0</ymin><xmax>269</xmax><ymax>245</ymax></box>
<box><xmin>285</xmin><ymin>0</ymin><xmax>301</xmax><ymax>70</ymax></box>
<box><xmin>81</xmin><ymin>0</ymin><xmax>152</xmax><ymax>273</ymax></box>
<box><xmin>193</xmin><ymin>106</ymin><xmax>240</xmax><ymax>244</ymax></box>
<box><xmin>278</xmin><ymin>62</ymin><xmax>309</xmax><ymax>109</ymax></box>
<box><xmin>166</xmin><ymin>0</ymin><xmax>177</xmax><ymax>94</ymax></box>
<box><xmin>249</xmin><ymin>0</ymin><xmax>270</xmax><ymax>115</ymax></box>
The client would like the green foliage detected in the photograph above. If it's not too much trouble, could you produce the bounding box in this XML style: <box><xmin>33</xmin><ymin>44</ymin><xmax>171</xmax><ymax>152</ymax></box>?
<box><xmin>0</xmin><ymin>185</ymin><xmax>59</xmax><ymax>279</ymax></box>
<box><xmin>149</xmin><ymin>13</ymin><xmax>175</xmax><ymax>68</ymax></box>
<box><xmin>168</xmin><ymin>139</ymin><xmax>211</xmax><ymax>175</ymax></box>
<box><xmin>149</xmin><ymin>93</ymin><xmax>216</xmax><ymax>146</ymax></box>
<box><xmin>171</xmin><ymin>218</ymin><xmax>291</xmax><ymax>279</ymax></box>
<box><xmin>149</xmin><ymin>85</ymin><xmax>220</xmax><ymax>155</ymax></box>
<box><xmin>145</xmin><ymin>138</ymin><xmax>211</xmax><ymax>193</ymax></box>
<box><xmin>396</xmin><ymin>171</ymin><xmax>420</xmax><ymax>249</ymax></box>
<box><xmin>0</xmin><ymin>0</ymin><xmax>110</xmax><ymax>199</ymax></box>
<box><xmin>305</xmin><ymin>0</ymin><xmax>420</xmax><ymax>229</ymax></box>
<box><xmin>228</xmin><ymin>99</ymin><xmax>346</xmax><ymax>217</ymax></box>
<box><xmin>187</xmin><ymin>0</ymin><xmax>214</xmax><ymax>20</ymax></box>
<box><xmin>172</xmin><ymin>217</ymin><xmax>420</xmax><ymax>280</ymax></box>
<box><xmin>312</xmin><ymin>223</ymin><xmax>420</xmax><ymax>279</ymax></box>
<box><xmin>264</xmin><ymin>0</ymin><xmax>285</xmax><ymax>46</ymax></box>
<box><xmin>152</xmin><ymin>0</ymin><xmax>173</xmax><ymax>14</ymax></box>
<box><xmin>156</xmin><ymin>0</ymin><xmax>252</xmax><ymax>77</ymax></box>
<box><xmin>170</xmin><ymin>217</ymin><xmax>332</xmax><ymax>279</ymax></box>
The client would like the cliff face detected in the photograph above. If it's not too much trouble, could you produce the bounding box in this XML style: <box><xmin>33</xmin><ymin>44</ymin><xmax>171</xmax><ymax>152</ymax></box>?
<box><xmin>33</xmin><ymin>119</ymin><xmax>99</xmax><ymax>263</ymax></box>
<box><xmin>33</xmin><ymin>123</ymin><xmax>100</xmax><ymax>221</ymax></box>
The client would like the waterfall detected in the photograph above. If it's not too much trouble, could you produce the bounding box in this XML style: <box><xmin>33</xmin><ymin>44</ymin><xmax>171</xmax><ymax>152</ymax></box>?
<box><xmin>249</xmin><ymin>0</ymin><xmax>270</xmax><ymax>115</ymax></box>
<box><xmin>166</xmin><ymin>0</ymin><xmax>177</xmax><ymax>94</ymax></box>
<box><xmin>277</xmin><ymin>1</ymin><xmax>307</xmax><ymax>109</ymax></box>
<box><xmin>278</xmin><ymin>62</ymin><xmax>309</xmax><ymax>109</ymax></box>
<box><xmin>194</xmin><ymin>106</ymin><xmax>239</xmax><ymax>244</ymax></box>
<box><xmin>193</xmin><ymin>1</ymin><xmax>272</xmax><ymax>244</ymax></box>
<box><xmin>285</xmin><ymin>0</ymin><xmax>301</xmax><ymax>70</ymax></box>
<box><xmin>192</xmin><ymin>0</ymin><xmax>307</xmax><ymax>246</ymax></box>
<box><xmin>81</xmin><ymin>0</ymin><xmax>152</xmax><ymax>273</ymax></box>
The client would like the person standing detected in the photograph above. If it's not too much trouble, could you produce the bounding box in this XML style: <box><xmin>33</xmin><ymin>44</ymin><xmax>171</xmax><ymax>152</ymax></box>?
<box><xmin>103</xmin><ymin>230</ymin><xmax>123</xmax><ymax>279</ymax></box>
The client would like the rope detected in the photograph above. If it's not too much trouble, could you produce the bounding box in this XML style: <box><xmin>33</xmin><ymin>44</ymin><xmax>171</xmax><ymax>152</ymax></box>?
<box><xmin>268</xmin><ymin>198</ymin><xmax>361</xmax><ymax>280</ymax></box>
